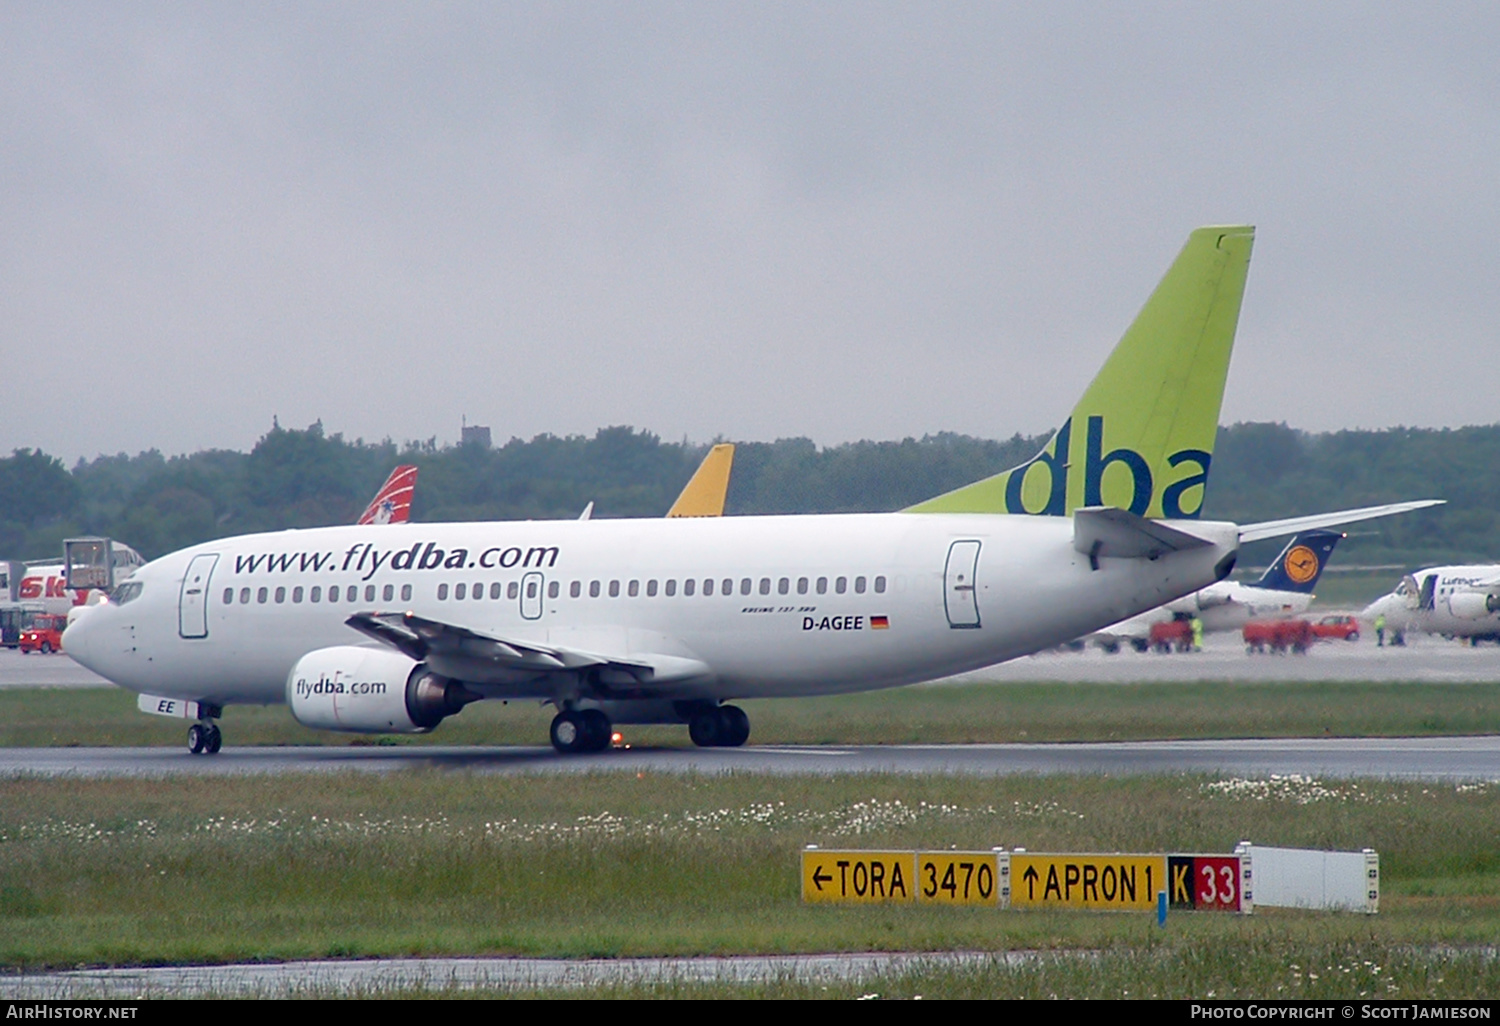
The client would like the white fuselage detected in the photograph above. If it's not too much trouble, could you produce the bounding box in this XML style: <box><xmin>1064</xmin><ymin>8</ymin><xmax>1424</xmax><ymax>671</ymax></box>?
<box><xmin>63</xmin><ymin>512</ymin><xmax>1237</xmax><ymax>707</ymax></box>
<box><xmin>1363</xmin><ymin>565</ymin><xmax>1500</xmax><ymax>640</ymax></box>
<box><xmin>1096</xmin><ymin>580</ymin><xmax>1315</xmax><ymax>640</ymax></box>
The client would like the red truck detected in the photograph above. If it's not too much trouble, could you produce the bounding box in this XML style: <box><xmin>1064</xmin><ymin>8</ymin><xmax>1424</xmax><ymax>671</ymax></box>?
<box><xmin>18</xmin><ymin>613</ymin><xmax>67</xmax><ymax>654</ymax></box>
<box><xmin>1243</xmin><ymin>618</ymin><xmax>1314</xmax><ymax>655</ymax></box>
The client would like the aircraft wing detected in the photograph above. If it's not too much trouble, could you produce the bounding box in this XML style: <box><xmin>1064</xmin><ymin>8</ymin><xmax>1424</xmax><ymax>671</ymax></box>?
<box><xmin>1238</xmin><ymin>500</ymin><xmax>1444</xmax><ymax>543</ymax></box>
<box><xmin>345</xmin><ymin>611</ymin><xmax>711</xmax><ymax>691</ymax></box>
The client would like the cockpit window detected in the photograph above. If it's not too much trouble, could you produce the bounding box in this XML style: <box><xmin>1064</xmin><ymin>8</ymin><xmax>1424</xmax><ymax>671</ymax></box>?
<box><xmin>112</xmin><ymin>581</ymin><xmax>143</xmax><ymax>606</ymax></box>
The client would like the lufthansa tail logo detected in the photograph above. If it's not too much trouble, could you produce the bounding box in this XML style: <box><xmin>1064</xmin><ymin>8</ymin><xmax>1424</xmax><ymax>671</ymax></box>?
<box><xmin>1283</xmin><ymin>546</ymin><xmax>1320</xmax><ymax>585</ymax></box>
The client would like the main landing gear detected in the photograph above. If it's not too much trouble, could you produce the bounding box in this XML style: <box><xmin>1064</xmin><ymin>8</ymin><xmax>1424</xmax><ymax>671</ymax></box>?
<box><xmin>550</xmin><ymin>708</ymin><xmax>613</xmax><ymax>754</ymax></box>
<box><xmin>187</xmin><ymin>719</ymin><xmax>222</xmax><ymax>756</ymax></box>
<box><xmin>688</xmin><ymin>704</ymin><xmax>750</xmax><ymax>748</ymax></box>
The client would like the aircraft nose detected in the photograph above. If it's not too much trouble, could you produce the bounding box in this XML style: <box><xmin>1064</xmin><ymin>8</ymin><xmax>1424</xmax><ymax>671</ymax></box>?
<box><xmin>61</xmin><ymin>610</ymin><xmax>95</xmax><ymax>665</ymax></box>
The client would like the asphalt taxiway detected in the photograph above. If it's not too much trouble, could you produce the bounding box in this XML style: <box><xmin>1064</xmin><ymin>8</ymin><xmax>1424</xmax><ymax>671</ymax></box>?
<box><xmin>3</xmin><ymin>735</ymin><xmax>1498</xmax><ymax>780</ymax></box>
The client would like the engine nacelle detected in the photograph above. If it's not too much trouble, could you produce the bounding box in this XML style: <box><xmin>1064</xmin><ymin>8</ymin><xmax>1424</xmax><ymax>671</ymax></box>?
<box><xmin>1448</xmin><ymin>591</ymin><xmax>1500</xmax><ymax>621</ymax></box>
<box><xmin>286</xmin><ymin>646</ymin><xmax>477</xmax><ymax>734</ymax></box>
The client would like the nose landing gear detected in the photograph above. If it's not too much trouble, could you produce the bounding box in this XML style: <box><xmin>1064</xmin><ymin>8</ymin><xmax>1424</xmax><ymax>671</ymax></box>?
<box><xmin>187</xmin><ymin>720</ymin><xmax>222</xmax><ymax>755</ymax></box>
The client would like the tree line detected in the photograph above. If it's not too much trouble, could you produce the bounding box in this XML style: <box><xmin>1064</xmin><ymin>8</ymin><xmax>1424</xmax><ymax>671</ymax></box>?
<box><xmin>1</xmin><ymin>420</ymin><xmax>1493</xmax><ymax>568</ymax></box>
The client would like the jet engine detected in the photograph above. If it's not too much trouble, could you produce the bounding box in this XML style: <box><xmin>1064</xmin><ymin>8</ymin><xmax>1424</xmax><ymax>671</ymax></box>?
<box><xmin>1447</xmin><ymin>591</ymin><xmax>1500</xmax><ymax>621</ymax></box>
<box><xmin>286</xmin><ymin>645</ymin><xmax>478</xmax><ymax>734</ymax></box>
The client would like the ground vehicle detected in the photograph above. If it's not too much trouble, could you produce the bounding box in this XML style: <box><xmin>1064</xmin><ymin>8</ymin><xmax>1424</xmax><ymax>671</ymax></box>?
<box><xmin>19</xmin><ymin>613</ymin><xmax>68</xmax><ymax>654</ymax></box>
<box><xmin>1310</xmin><ymin>614</ymin><xmax>1360</xmax><ymax>641</ymax></box>
<box><xmin>1244</xmin><ymin>618</ymin><xmax>1314</xmax><ymax>654</ymax></box>
<box><xmin>1149</xmin><ymin>619</ymin><xmax>1194</xmax><ymax>653</ymax></box>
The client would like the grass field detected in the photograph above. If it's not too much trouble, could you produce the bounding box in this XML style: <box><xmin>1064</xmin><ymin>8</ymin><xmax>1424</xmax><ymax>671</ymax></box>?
<box><xmin>2</xmin><ymin>771</ymin><xmax>1498</xmax><ymax>998</ymax></box>
<box><xmin>5</xmin><ymin>679</ymin><xmax>1500</xmax><ymax>748</ymax></box>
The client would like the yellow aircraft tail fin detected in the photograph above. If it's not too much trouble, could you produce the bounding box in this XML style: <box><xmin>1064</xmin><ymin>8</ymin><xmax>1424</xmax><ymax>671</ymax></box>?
<box><xmin>667</xmin><ymin>444</ymin><xmax>735</xmax><ymax>518</ymax></box>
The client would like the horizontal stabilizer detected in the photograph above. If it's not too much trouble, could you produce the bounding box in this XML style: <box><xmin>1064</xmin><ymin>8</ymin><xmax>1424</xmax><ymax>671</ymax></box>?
<box><xmin>1239</xmin><ymin>500</ymin><xmax>1444</xmax><ymax>543</ymax></box>
<box><xmin>1073</xmin><ymin>506</ymin><xmax>1214</xmax><ymax>561</ymax></box>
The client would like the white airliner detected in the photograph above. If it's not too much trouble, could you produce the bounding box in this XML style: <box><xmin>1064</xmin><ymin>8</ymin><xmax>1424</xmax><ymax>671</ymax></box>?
<box><xmin>1088</xmin><ymin>530</ymin><xmax>1343</xmax><ymax>651</ymax></box>
<box><xmin>62</xmin><ymin>226</ymin><xmax>1440</xmax><ymax>755</ymax></box>
<box><xmin>1362</xmin><ymin>566</ymin><xmax>1500</xmax><ymax>644</ymax></box>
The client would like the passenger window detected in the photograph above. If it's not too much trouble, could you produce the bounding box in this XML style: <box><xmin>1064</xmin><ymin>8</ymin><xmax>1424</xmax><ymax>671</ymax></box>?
<box><xmin>609</xmin><ymin>580</ymin><xmax>620</xmax><ymax>598</ymax></box>
<box><xmin>223</xmin><ymin>588</ymin><xmax>233</xmax><ymax>604</ymax></box>
<box><xmin>380</xmin><ymin>584</ymin><xmax>391</xmax><ymax>602</ymax></box>
<box><xmin>685</xmin><ymin>579</ymin><xmax>696</xmax><ymax>596</ymax></box>
<box><xmin>722</xmin><ymin>578</ymin><xmax>732</xmax><ymax>596</ymax></box>
<box><xmin>240</xmin><ymin>588</ymin><xmax>251</xmax><ymax>604</ymax></box>
<box><xmin>739</xmin><ymin>578</ymin><xmax>750</xmax><ymax>596</ymax></box>
<box><xmin>570</xmin><ymin>580</ymin><xmax>581</xmax><ymax>598</ymax></box>
<box><xmin>274</xmin><ymin>587</ymin><xmax>286</xmax><ymax>603</ymax></box>
<box><xmin>628</xmin><ymin>580</ymin><xmax>640</xmax><ymax>597</ymax></box>
<box><xmin>699</xmin><ymin>578</ymin><xmax>710</xmax><ymax>596</ymax></box>
<box><xmin>365</xmin><ymin>585</ymin><xmax>376</xmax><ymax>602</ymax></box>
<box><xmin>527</xmin><ymin>580</ymin><xmax>538</xmax><ymax>599</ymax></box>
<box><xmin>473</xmin><ymin>582</ymin><xmax>483</xmax><ymax>600</ymax></box>
<box><xmin>437</xmin><ymin>583</ymin><xmax>449</xmax><ymax>600</ymax></box>
<box><xmin>854</xmin><ymin>576</ymin><xmax>866</xmax><ymax>594</ymax></box>
<box><xmin>759</xmin><ymin>578</ymin><xmax>771</xmax><ymax>596</ymax></box>
<box><xmin>646</xmin><ymin>580</ymin><xmax>658</xmax><ymax>597</ymax></box>
<box><xmin>589</xmin><ymin>580</ymin><xmax>601</xmax><ymax>598</ymax></box>
<box><xmin>778</xmin><ymin>577</ymin><xmax>789</xmax><ymax>595</ymax></box>
<box><xmin>508</xmin><ymin>581</ymin><xmax>519</xmax><ymax>599</ymax></box>
<box><xmin>401</xmin><ymin>584</ymin><xmax>412</xmax><ymax>602</ymax></box>
<box><xmin>310</xmin><ymin>586</ymin><xmax>321</xmax><ymax>603</ymax></box>
<box><xmin>816</xmin><ymin>577</ymin><xmax>828</xmax><ymax>595</ymax></box>
<box><xmin>490</xmin><ymin>582</ymin><xmax>502</xmax><ymax>599</ymax></box>
<box><xmin>797</xmin><ymin>577</ymin><xmax>808</xmax><ymax>595</ymax></box>
<box><xmin>455</xmin><ymin>583</ymin><xmax>467</xmax><ymax>600</ymax></box>
<box><xmin>257</xmin><ymin>587</ymin><xmax>268</xmax><ymax>604</ymax></box>
<box><xmin>874</xmin><ymin>575</ymin><xmax>886</xmax><ymax>594</ymax></box>
<box><xmin>293</xmin><ymin>586</ymin><xmax>304</xmax><ymax>603</ymax></box>
<box><xmin>665</xmin><ymin>579</ymin><xmax>677</xmax><ymax>597</ymax></box>
<box><xmin>548</xmin><ymin>581</ymin><xmax>559</xmax><ymax>598</ymax></box>
<box><xmin>835</xmin><ymin>577</ymin><xmax>847</xmax><ymax>594</ymax></box>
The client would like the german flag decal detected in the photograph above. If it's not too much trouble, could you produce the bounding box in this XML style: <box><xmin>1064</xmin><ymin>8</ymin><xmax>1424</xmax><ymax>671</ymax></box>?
<box><xmin>871</xmin><ymin>615</ymin><xmax>890</xmax><ymax>630</ymax></box>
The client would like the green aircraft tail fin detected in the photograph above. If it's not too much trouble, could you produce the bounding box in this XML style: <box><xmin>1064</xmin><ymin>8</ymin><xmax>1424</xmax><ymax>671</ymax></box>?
<box><xmin>906</xmin><ymin>225</ymin><xmax>1255</xmax><ymax>518</ymax></box>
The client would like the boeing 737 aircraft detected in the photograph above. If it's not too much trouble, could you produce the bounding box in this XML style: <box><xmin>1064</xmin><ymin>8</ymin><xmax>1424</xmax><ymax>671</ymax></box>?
<box><xmin>1363</xmin><ymin>565</ymin><xmax>1500</xmax><ymax>644</ymax></box>
<box><xmin>63</xmin><ymin>226</ymin><xmax>1440</xmax><ymax>755</ymax></box>
<box><xmin>1089</xmin><ymin>530</ymin><xmax>1344</xmax><ymax>650</ymax></box>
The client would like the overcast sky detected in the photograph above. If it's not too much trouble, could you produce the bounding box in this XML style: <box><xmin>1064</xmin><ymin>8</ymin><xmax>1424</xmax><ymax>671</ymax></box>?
<box><xmin>4</xmin><ymin>3</ymin><xmax>1496</xmax><ymax>464</ymax></box>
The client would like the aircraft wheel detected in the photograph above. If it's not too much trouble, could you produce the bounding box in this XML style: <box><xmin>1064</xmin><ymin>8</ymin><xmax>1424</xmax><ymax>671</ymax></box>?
<box><xmin>688</xmin><ymin>710</ymin><xmax>723</xmax><ymax>748</ymax></box>
<box><xmin>187</xmin><ymin>723</ymin><xmax>207</xmax><ymax>755</ymax></box>
<box><xmin>204</xmin><ymin>724</ymin><xmax>222</xmax><ymax>755</ymax></box>
<box><xmin>718</xmin><ymin>705</ymin><xmax>750</xmax><ymax>747</ymax></box>
<box><xmin>550</xmin><ymin>710</ymin><xmax>588</xmax><ymax>754</ymax></box>
<box><xmin>579</xmin><ymin>709</ymin><xmax>612</xmax><ymax>752</ymax></box>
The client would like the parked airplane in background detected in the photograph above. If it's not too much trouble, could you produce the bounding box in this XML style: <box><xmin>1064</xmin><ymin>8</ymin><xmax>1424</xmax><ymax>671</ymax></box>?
<box><xmin>357</xmin><ymin>466</ymin><xmax>418</xmax><ymax>525</ymax></box>
<box><xmin>0</xmin><ymin>544</ymin><xmax>147</xmax><ymax>645</ymax></box>
<box><xmin>63</xmin><ymin>225</ymin><xmax>1440</xmax><ymax>757</ymax></box>
<box><xmin>1088</xmin><ymin>530</ymin><xmax>1344</xmax><ymax>651</ymax></box>
<box><xmin>1363</xmin><ymin>565</ymin><xmax>1500</xmax><ymax>644</ymax></box>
